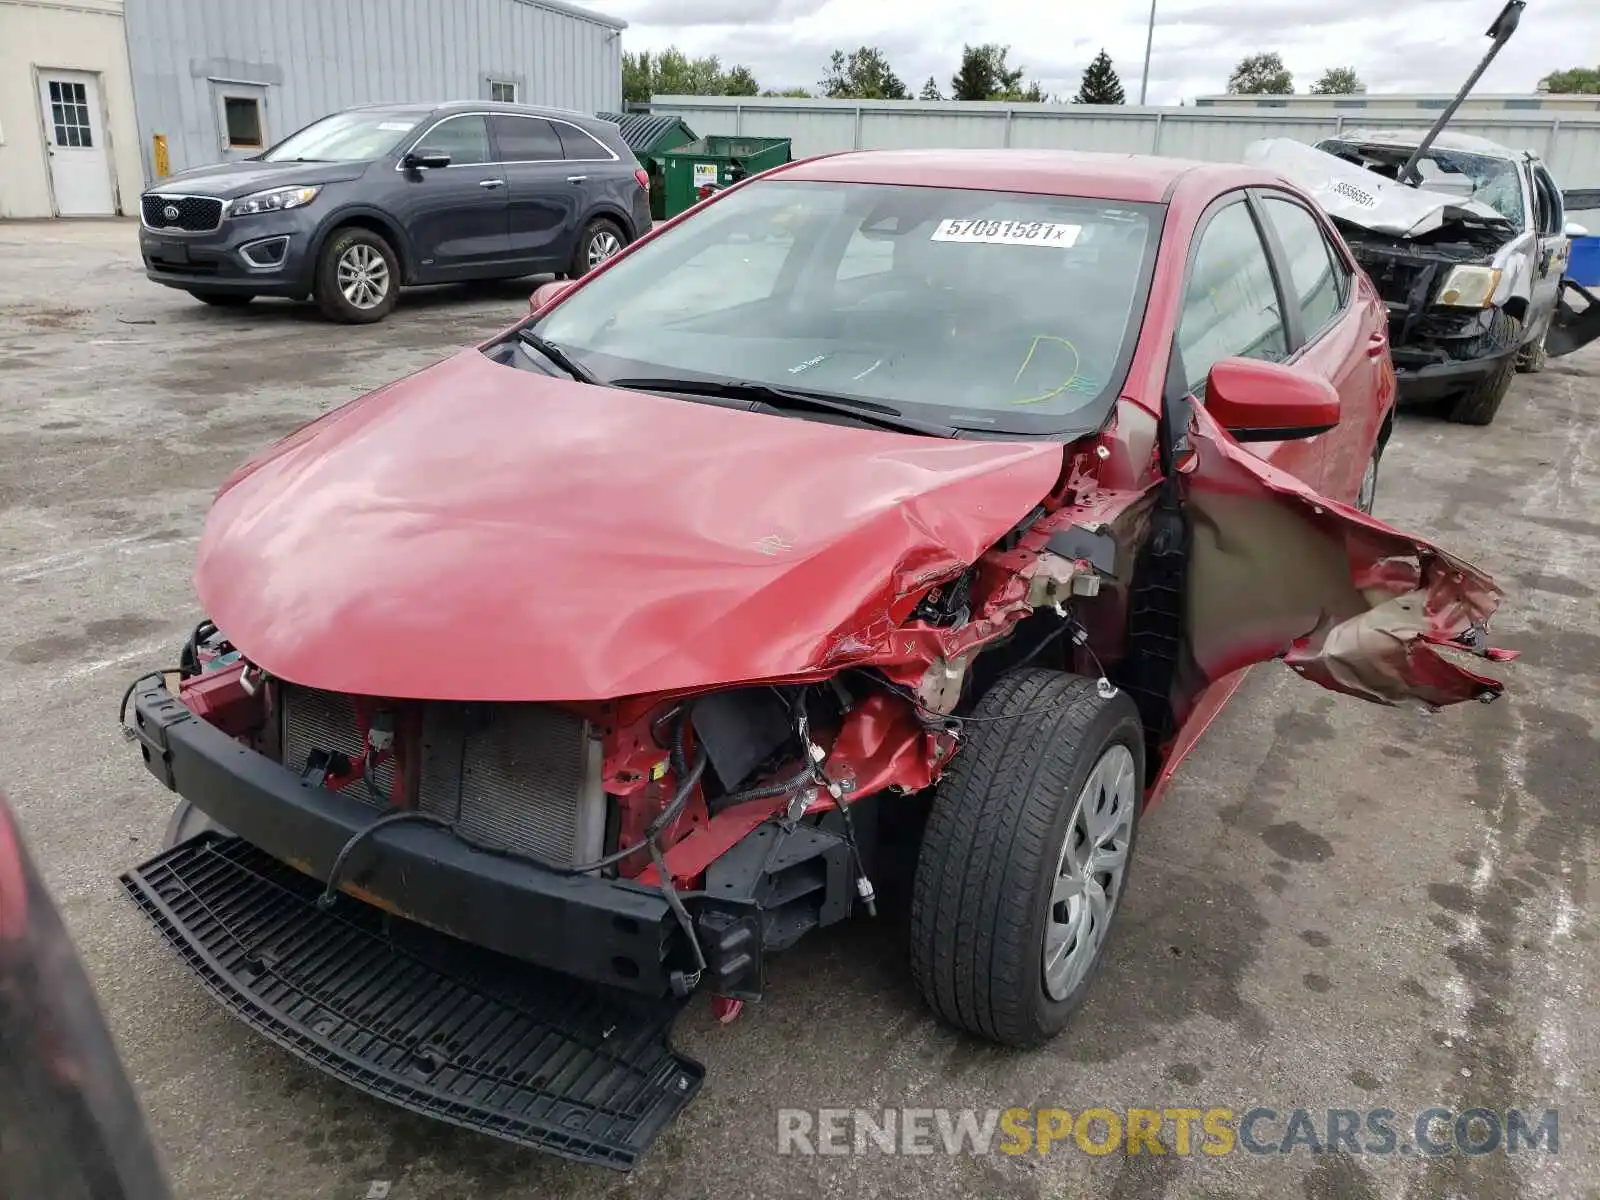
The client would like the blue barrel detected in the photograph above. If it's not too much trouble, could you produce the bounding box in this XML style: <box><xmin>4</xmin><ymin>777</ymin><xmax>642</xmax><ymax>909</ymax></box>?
<box><xmin>1570</xmin><ymin>236</ymin><xmax>1600</xmax><ymax>287</ymax></box>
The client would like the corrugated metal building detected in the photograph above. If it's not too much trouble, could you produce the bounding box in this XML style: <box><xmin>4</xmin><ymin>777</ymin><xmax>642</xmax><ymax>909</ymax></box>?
<box><xmin>124</xmin><ymin>0</ymin><xmax>625</xmax><ymax>182</ymax></box>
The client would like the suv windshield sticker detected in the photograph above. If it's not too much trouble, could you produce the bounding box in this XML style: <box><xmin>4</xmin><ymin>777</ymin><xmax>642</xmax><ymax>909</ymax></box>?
<box><xmin>932</xmin><ymin>219</ymin><xmax>1082</xmax><ymax>247</ymax></box>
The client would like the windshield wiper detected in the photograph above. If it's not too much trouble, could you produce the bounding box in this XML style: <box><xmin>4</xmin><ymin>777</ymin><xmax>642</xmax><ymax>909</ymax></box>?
<box><xmin>606</xmin><ymin>375</ymin><xmax>957</xmax><ymax>437</ymax></box>
<box><xmin>516</xmin><ymin>329</ymin><xmax>597</xmax><ymax>383</ymax></box>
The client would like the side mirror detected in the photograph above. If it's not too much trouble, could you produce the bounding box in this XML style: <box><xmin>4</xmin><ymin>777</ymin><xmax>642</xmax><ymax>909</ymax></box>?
<box><xmin>1565</xmin><ymin>221</ymin><xmax>1590</xmax><ymax>238</ymax></box>
<box><xmin>529</xmin><ymin>279</ymin><xmax>575</xmax><ymax>313</ymax></box>
<box><xmin>1204</xmin><ymin>357</ymin><xmax>1341</xmax><ymax>443</ymax></box>
<box><xmin>403</xmin><ymin>149</ymin><xmax>451</xmax><ymax>170</ymax></box>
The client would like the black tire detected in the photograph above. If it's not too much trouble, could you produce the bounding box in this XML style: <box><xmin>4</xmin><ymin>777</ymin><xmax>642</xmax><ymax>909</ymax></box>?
<box><xmin>188</xmin><ymin>290</ymin><xmax>254</xmax><ymax>308</ymax></box>
<box><xmin>314</xmin><ymin>226</ymin><xmax>399</xmax><ymax>324</ymax></box>
<box><xmin>569</xmin><ymin>217</ymin><xmax>627</xmax><ymax>277</ymax></box>
<box><xmin>1446</xmin><ymin>311</ymin><xmax>1521</xmax><ymax>426</ymax></box>
<box><xmin>1515</xmin><ymin>327</ymin><xmax>1548</xmax><ymax>374</ymax></box>
<box><xmin>909</xmin><ymin>669</ymin><xmax>1145</xmax><ymax>1047</ymax></box>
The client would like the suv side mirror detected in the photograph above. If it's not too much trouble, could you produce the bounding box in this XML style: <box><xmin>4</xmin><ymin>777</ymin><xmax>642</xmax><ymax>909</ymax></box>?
<box><xmin>1205</xmin><ymin>357</ymin><xmax>1341</xmax><ymax>442</ymax></box>
<box><xmin>403</xmin><ymin>149</ymin><xmax>451</xmax><ymax>170</ymax></box>
<box><xmin>1565</xmin><ymin>221</ymin><xmax>1590</xmax><ymax>238</ymax></box>
<box><xmin>530</xmin><ymin>279</ymin><xmax>575</xmax><ymax>313</ymax></box>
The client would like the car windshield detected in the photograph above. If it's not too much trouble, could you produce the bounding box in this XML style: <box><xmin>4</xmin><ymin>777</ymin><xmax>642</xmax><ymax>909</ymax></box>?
<box><xmin>531</xmin><ymin>180</ymin><xmax>1161</xmax><ymax>436</ymax></box>
<box><xmin>262</xmin><ymin>109</ymin><xmax>427</xmax><ymax>163</ymax></box>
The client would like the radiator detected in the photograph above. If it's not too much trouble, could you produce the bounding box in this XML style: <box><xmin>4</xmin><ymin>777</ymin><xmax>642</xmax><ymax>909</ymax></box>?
<box><xmin>279</xmin><ymin>687</ymin><xmax>604</xmax><ymax>867</ymax></box>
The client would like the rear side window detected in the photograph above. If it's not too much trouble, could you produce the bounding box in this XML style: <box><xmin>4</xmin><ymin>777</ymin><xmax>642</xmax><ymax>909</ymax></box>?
<box><xmin>555</xmin><ymin>123</ymin><xmax>612</xmax><ymax>161</ymax></box>
<box><xmin>491</xmin><ymin>115</ymin><xmax>562</xmax><ymax>162</ymax></box>
<box><xmin>1177</xmin><ymin>200</ymin><xmax>1288</xmax><ymax>394</ymax></box>
<box><xmin>1261</xmin><ymin>196</ymin><xmax>1347</xmax><ymax>338</ymax></box>
<box><xmin>421</xmin><ymin>115</ymin><xmax>490</xmax><ymax>165</ymax></box>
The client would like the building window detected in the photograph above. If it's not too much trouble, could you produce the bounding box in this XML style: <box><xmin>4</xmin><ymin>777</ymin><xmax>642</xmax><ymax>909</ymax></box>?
<box><xmin>1334</xmin><ymin>99</ymin><xmax>1367</xmax><ymax>109</ymax></box>
<box><xmin>1417</xmin><ymin>100</ymin><xmax>1448</xmax><ymax>110</ymax></box>
<box><xmin>49</xmin><ymin>80</ymin><xmax>93</xmax><ymax>148</ymax></box>
<box><xmin>224</xmin><ymin>96</ymin><xmax>263</xmax><ymax>148</ymax></box>
<box><xmin>1503</xmin><ymin>98</ymin><xmax>1543</xmax><ymax>110</ymax></box>
<box><xmin>490</xmin><ymin>80</ymin><xmax>518</xmax><ymax>103</ymax></box>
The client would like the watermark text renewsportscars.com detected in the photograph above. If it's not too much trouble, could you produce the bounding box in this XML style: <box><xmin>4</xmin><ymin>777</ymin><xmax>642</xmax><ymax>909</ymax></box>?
<box><xmin>777</xmin><ymin>1106</ymin><xmax>1559</xmax><ymax>1158</ymax></box>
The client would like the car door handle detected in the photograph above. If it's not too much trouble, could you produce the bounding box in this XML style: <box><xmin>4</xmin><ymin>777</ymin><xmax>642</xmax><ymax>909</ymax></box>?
<box><xmin>1366</xmin><ymin>331</ymin><xmax>1388</xmax><ymax>359</ymax></box>
<box><xmin>566</xmin><ymin>175</ymin><xmax>587</xmax><ymax>183</ymax></box>
<box><xmin>478</xmin><ymin>178</ymin><xmax>505</xmax><ymax>189</ymax></box>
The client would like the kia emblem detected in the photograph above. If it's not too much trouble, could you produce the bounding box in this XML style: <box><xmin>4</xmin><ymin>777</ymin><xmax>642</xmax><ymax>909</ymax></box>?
<box><xmin>163</xmin><ymin>204</ymin><xmax>179</xmax><ymax>223</ymax></box>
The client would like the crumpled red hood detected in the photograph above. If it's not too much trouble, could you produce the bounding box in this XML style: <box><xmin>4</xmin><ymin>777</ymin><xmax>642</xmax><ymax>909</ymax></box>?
<box><xmin>196</xmin><ymin>350</ymin><xmax>1064</xmax><ymax>701</ymax></box>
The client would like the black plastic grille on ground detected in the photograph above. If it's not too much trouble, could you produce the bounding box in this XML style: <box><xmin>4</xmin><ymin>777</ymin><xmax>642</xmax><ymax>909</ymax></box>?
<box><xmin>121</xmin><ymin>835</ymin><xmax>702</xmax><ymax>1169</ymax></box>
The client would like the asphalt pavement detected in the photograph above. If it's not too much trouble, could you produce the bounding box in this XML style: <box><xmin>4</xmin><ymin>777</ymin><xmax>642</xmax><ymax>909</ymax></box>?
<box><xmin>1</xmin><ymin>218</ymin><xmax>1596</xmax><ymax>1200</ymax></box>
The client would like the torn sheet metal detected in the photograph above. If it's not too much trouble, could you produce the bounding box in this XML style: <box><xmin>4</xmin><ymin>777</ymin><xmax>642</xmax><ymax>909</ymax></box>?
<box><xmin>1244</xmin><ymin>138</ymin><xmax>1512</xmax><ymax>238</ymax></box>
<box><xmin>1180</xmin><ymin>403</ymin><xmax>1509</xmax><ymax>714</ymax></box>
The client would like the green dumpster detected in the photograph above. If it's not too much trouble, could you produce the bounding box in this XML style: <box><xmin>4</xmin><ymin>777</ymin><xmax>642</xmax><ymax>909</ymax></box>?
<box><xmin>659</xmin><ymin>136</ymin><xmax>792</xmax><ymax>219</ymax></box>
<box><xmin>596</xmin><ymin>112</ymin><xmax>698</xmax><ymax>220</ymax></box>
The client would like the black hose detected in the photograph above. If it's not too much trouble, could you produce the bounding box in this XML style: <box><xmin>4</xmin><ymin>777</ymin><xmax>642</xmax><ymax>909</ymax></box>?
<box><xmin>118</xmin><ymin>670</ymin><xmax>181</xmax><ymax>731</ymax></box>
<box><xmin>316</xmin><ymin>810</ymin><xmax>453</xmax><ymax>909</ymax></box>
<box><xmin>708</xmin><ymin>763</ymin><xmax>815</xmax><ymax>813</ymax></box>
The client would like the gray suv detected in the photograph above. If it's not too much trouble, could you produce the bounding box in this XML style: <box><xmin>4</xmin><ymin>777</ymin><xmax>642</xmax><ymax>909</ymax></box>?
<box><xmin>137</xmin><ymin>101</ymin><xmax>652</xmax><ymax>323</ymax></box>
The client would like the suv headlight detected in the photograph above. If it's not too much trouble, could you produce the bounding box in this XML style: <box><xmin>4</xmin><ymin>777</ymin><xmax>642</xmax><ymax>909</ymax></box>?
<box><xmin>229</xmin><ymin>185</ymin><xmax>322</xmax><ymax>217</ymax></box>
<box><xmin>1435</xmin><ymin>265</ymin><xmax>1502</xmax><ymax>309</ymax></box>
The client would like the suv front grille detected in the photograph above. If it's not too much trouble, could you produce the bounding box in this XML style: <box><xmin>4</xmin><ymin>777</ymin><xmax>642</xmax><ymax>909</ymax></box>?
<box><xmin>279</xmin><ymin>686</ymin><xmax>599</xmax><ymax>867</ymax></box>
<box><xmin>141</xmin><ymin>193</ymin><xmax>224</xmax><ymax>232</ymax></box>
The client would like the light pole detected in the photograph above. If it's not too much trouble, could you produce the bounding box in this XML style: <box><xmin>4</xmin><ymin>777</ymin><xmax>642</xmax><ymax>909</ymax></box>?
<box><xmin>1138</xmin><ymin>0</ymin><xmax>1157</xmax><ymax>104</ymax></box>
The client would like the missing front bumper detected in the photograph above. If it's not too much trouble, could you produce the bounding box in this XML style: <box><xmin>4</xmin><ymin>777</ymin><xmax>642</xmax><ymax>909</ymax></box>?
<box><xmin>121</xmin><ymin>833</ymin><xmax>703</xmax><ymax>1169</ymax></box>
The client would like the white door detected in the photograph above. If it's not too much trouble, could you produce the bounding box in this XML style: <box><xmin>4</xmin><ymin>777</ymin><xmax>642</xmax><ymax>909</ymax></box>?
<box><xmin>38</xmin><ymin>70</ymin><xmax>116</xmax><ymax>216</ymax></box>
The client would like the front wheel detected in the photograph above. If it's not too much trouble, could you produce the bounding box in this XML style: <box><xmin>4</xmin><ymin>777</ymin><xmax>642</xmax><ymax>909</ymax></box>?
<box><xmin>909</xmin><ymin>670</ymin><xmax>1145</xmax><ymax>1047</ymax></box>
<box><xmin>314</xmin><ymin>227</ymin><xmax>399</xmax><ymax>324</ymax></box>
<box><xmin>1446</xmin><ymin>311</ymin><xmax>1520</xmax><ymax>426</ymax></box>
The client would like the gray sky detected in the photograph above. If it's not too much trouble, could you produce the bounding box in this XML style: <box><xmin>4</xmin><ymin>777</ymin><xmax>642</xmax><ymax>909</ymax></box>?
<box><xmin>581</xmin><ymin>0</ymin><xmax>1597</xmax><ymax>103</ymax></box>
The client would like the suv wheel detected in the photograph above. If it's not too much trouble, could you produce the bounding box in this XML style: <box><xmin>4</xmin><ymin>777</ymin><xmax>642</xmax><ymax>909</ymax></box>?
<box><xmin>188</xmin><ymin>291</ymin><xmax>254</xmax><ymax>308</ymax></box>
<box><xmin>570</xmin><ymin>218</ymin><xmax>626</xmax><ymax>276</ymax></box>
<box><xmin>1515</xmin><ymin>327</ymin><xmax>1549</xmax><ymax>374</ymax></box>
<box><xmin>1446</xmin><ymin>311</ymin><xmax>1521</xmax><ymax>426</ymax></box>
<box><xmin>315</xmin><ymin>227</ymin><xmax>399</xmax><ymax>324</ymax></box>
<box><xmin>909</xmin><ymin>669</ymin><xmax>1145</xmax><ymax>1047</ymax></box>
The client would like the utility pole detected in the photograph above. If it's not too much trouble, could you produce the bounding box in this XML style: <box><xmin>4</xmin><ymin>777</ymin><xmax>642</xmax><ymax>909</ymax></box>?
<box><xmin>1138</xmin><ymin>0</ymin><xmax>1157</xmax><ymax>104</ymax></box>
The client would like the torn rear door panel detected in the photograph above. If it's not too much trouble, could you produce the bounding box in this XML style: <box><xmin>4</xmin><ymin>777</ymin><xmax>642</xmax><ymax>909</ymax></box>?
<box><xmin>1175</xmin><ymin>405</ymin><xmax>1509</xmax><ymax>720</ymax></box>
<box><xmin>1548</xmin><ymin>279</ymin><xmax>1600</xmax><ymax>359</ymax></box>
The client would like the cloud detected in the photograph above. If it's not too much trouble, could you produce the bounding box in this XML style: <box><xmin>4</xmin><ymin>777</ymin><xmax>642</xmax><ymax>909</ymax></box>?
<box><xmin>587</xmin><ymin>0</ymin><xmax>1595</xmax><ymax>103</ymax></box>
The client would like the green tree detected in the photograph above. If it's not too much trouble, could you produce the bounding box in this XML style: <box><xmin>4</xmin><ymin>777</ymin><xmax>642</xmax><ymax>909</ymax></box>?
<box><xmin>761</xmin><ymin>86</ymin><xmax>814</xmax><ymax>97</ymax></box>
<box><xmin>819</xmin><ymin>47</ymin><xmax>909</xmax><ymax>100</ymax></box>
<box><xmin>622</xmin><ymin>50</ymin><xmax>653</xmax><ymax>104</ymax></box>
<box><xmin>622</xmin><ymin>46</ymin><xmax>761</xmax><ymax>100</ymax></box>
<box><xmin>1074</xmin><ymin>49</ymin><xmax>1126</xmax><ymax>104</ymax></box>
<box><xmin>1540</xmin><ymin>65</ymin><xmax>1600</xmax><ymax>93</ymax></box>
<box><xmin>1310</xmin><ymin>66</ymin><xmax>1365</xmax><ymax>95</ymax></box>
<box><xmin>919</xmin><ymin>76</ymin><xmax>943</xmax><ymax>100</ymax></box>
<box><xmin>950</xmin><ymin>43</ymin><xmax>1025</xmax><ymax>101</ymax></box>
<box><xmin>723</xmin><ymin>65</ymin><xmax>760</xmax><ymax>96</ymax></box>
<box><xmin>1228</xmin><ymin>52</ymin><xmax>1294</xmax><ymax>95</ymax></box>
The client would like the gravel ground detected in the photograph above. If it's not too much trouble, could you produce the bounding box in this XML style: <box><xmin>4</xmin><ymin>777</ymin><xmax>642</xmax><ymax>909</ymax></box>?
<box><xmin>2</xmin><ymin>217</ymin><xmax>1598</xmax><ymax>1200</ymax></box>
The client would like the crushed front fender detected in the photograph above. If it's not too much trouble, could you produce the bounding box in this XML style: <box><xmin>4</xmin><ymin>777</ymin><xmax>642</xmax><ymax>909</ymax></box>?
<box><xmin>1180</xmin><ymin>405</ymin><xmax>1511</xmax><ymax>714</ymax></box>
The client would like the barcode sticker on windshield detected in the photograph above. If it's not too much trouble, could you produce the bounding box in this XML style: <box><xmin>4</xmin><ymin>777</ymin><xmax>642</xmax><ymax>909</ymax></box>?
<box><xmin>931</xmin><ymin>219</ymin><xmax>1082</xmax><ymax>247</ymax></box>
<box><xmin>378</xmin><ymin>122</ymin><xmax>414</xmax><ymax>131</ymax></box>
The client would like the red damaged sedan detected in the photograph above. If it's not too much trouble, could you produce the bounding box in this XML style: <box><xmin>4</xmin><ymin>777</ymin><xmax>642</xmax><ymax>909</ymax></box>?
<box><xmin>121</xmin><ymin>149</ymin><xmax>1509</xmax><ymax>1168</ymax></box>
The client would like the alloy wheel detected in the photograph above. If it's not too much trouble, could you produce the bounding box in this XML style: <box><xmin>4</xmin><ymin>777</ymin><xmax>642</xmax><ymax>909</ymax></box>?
<box><xmin>337</xmin><ymin>243</ymin><xmax>390</xmax><ymax>310</ymax></box>
<box><xmin>1042</xmin><ymin>743</ymin><xmax>1136</xmax><ymax>1002</ymax></box>
<box><xmin>1357</xmin><ymin>454</ymin><xmax>1379</xmax><ymax>514</ymax></box>
<box><xmin>586</xmin><ymin>230</ymin><xmax>622</xmax><ymax>270</ymax></box>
